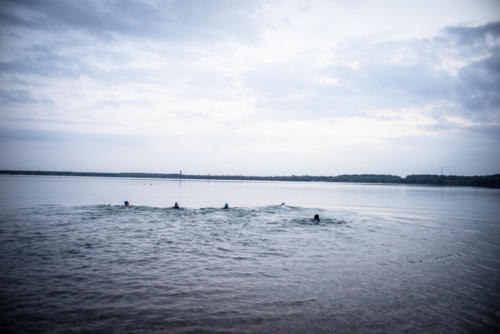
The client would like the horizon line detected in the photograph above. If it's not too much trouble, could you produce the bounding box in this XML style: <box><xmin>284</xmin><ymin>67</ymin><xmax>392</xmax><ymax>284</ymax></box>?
<box><xmin>1</xmin><ymin>169</ymin><xmax>499</xmax><ymax>179</ymax></box>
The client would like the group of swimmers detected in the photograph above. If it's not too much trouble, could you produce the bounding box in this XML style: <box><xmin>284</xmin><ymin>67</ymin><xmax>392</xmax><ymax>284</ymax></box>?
<box><xmin>123</xmin><ymin>201</ymin><xmax>320</xmax><ymax>222</ymax></box>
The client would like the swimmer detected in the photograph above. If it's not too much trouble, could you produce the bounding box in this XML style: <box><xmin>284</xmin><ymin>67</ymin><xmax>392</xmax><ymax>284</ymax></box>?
<box><xmin>173</xmin><ymin>202</ymin><xmax>180</xmax><ymax>209</ymax></box>
<box><xmin>223</xmin><ymin>202</ymin><xmax>229</xmax><ymax>209</ymax></box>
<box><xmin>124</xmin><ymin>201</ymin><xmax>130</xmax><ymax>207</ymax></box>
<box><xmin>313</xmin><ymin>214</ymin><xmax>320</xmax><ymax>222</ymax></box>
<box><xmin>281</xmin><ymin>202</ymin><xmax>286</xmax><ymax>207</ymax></box>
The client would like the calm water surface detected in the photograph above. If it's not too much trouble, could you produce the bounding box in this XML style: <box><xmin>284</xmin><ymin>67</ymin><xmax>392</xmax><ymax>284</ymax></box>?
<box><xmin>0</xmin><ymin>175</ymin><xmax>499</xmax><ymax>333</ymax></box>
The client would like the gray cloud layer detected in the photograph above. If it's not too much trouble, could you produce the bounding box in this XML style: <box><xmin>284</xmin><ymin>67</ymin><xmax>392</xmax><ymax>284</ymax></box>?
<box><xmin>2</xmin><ymin>1</ymin><xmax>498</xmax><ymax>119</ymax></box>
<box><xmin>0</xmin><ymin>1</ymin><xmax>499</xmax><ymax>174</ymax></box>
<box><xmin>0</xmin><ymin>0</ymin><xmax>258</xmax><ymax>41</ymax></box>
<box><xmin>245</xmin><ymin>22</ymin><xmax>500</xmax><ymax>124</ymax></box>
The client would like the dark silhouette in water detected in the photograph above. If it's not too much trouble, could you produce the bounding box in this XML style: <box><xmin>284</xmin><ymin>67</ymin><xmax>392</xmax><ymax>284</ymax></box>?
<box><xmin>313</xmin><ymin>214</ymin><xmax>320</xmax><ymax>223</ymax></box>
<box><xmin>173</xmin><ymin>202</ymin><xmax>180</xmax><ymax>209</ymax></box>
<box><xmin>223</xmin><ymin>203</ymin><xmax>229</xmax><ymax>209</ymax></box>
<box><xmin>124</xmin><ymin>201</ymin><xmax>129</xmax><ymax>207</ymax></box>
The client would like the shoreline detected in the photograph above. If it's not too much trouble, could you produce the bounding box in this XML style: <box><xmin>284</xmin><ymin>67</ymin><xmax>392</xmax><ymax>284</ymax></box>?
<box><xmin>1</xmin><ymin>170</ymin><xmax>499</xmax><ymax>188</ymax></box>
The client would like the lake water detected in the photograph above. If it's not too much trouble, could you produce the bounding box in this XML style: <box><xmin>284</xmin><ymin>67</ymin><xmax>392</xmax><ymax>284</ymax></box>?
<box><xmin>0</xmin><ymin>175</ymin><xmax>499</xmax><ymax>333</ymax></box>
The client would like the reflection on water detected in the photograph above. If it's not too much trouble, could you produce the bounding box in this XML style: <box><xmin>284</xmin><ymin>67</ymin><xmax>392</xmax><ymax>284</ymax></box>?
<box><xmin>0</xmin><ymin>176</ymin><xmax>499</xmax><ymax>333</ymax></box>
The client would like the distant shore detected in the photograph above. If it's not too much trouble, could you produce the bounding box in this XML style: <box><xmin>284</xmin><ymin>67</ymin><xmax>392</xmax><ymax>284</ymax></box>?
<box><xmin>1</xmin><ymin>170</ymin><xmax>499</xmax><ymax>188</ymax></box>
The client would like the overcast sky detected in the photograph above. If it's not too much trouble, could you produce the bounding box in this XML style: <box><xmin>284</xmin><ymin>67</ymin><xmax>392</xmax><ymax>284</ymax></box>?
<box><xmin>1</xmin><ymin>0</ymin><xmax>499</xmax><ymax>176</ymax></box>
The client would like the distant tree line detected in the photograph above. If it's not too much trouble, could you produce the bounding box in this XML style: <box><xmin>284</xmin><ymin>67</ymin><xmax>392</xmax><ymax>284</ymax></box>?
<box><xmin>1</xmin><ymin>170</ymin><xmax>499</xmax><ymax>188</ymax></box>
<box><xmin>403</xmin><ymin>174</ymin><xmax>500</xmax><ymax>187</ymax></box>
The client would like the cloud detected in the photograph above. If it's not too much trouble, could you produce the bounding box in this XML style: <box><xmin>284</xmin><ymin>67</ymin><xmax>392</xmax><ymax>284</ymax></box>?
<box><xmin>0</xmin><ymin>126</ymin><xmax>146</xmax><ymax>145</ymax></box>
<box><xmin>456</xmin><ymin>47</ymin><xmax>500</xmax><ymax>116</ymax></box>
<box><xmin>0</xmin><ymin>0</ymin><xmax>259</xmax><ymax>41</ymax></box>
<box><xmin>0</xmin><ymin>1</ymin><xmax>499</xmax><ymax>175</ymax></box>
<box><xmin>242</xmin><ymin>20</ymin><xmax>500</xmax><ymax>125</ymax></box>
<box><xmin>0</xmin><ymin>89</ymin><xmax>52</xmax><ymax>105</ymax></box>
<box><xmin>444</xmin><ymin>21</ymin><xmax>500</xmax><ymax>49</ymax></box>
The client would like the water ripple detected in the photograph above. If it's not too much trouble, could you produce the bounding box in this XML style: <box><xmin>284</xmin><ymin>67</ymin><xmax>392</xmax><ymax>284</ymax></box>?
<box><xmin>0</xmin><ymin>204</ymin><xmax>499</xmax><ymax>333</ymax></box>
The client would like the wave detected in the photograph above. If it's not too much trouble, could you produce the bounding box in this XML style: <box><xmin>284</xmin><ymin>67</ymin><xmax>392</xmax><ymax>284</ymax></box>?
<box><xmin>21</xmin><ymin>203</ymin><xmax>350</xmax><ymax>227</ymax></box>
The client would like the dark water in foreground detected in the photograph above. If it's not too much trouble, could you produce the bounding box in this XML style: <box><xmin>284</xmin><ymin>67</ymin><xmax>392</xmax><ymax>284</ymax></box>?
<box><xmin>0</xmin><ymin>176</ymin><xmax>499</xmax><ymax>333</ymax></box>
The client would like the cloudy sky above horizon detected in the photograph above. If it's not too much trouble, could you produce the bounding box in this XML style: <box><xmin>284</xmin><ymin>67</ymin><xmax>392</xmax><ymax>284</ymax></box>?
<box><xmin>1</xmin><ymin>0</ymin><xmax>499</xmax><ymax>176</ymax></box>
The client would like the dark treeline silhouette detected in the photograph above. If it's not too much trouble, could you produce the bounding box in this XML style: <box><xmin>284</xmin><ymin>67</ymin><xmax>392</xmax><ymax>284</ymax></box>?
<box><xmin>404</xmin><ymin>174</ymin><xmax>500</xmax><ymax>187</ymax></box>
<box><xmin>1</xmin><ymin>170</ymin><xmax>499</xmax><ymax>188</ymax></box>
